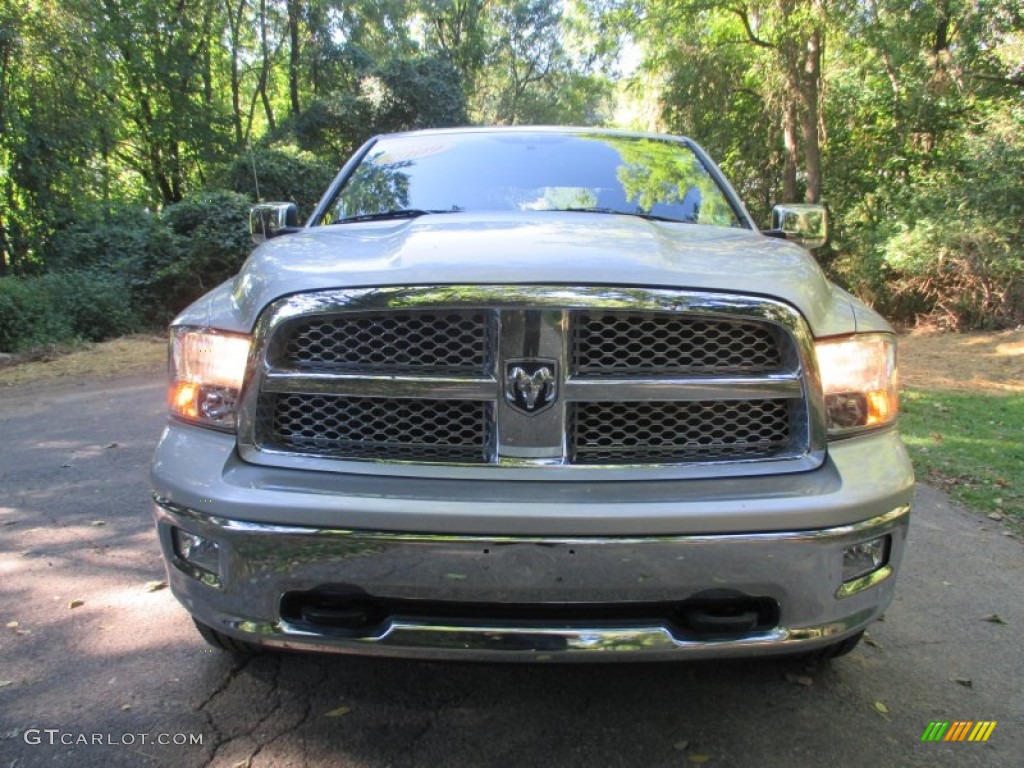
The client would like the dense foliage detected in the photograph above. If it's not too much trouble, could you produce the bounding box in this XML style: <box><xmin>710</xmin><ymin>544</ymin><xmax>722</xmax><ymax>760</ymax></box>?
<box><xmin>613</xmin><ymin>0</ymin><xmax>1024</xmax><ymax>329</ymax></box>
<box><xmin>0</xmin><ymin>0</ymin><xmax>1021</xmax><ymax>350</ymax></box>
<box><xmin>0</xmin><ymin>0</ymin><xmax>612</xmax><ymax>350</ymax></box>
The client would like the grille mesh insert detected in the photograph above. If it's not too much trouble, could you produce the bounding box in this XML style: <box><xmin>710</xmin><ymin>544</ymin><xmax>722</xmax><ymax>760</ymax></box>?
<box><xmin>570</xmin><ymin>312</ymin><xmax>783</xmax><ymax>376</ymax></box>
<box><xmin>570</xmin><ymin>400</ymin><xmax>791</xmax><ymax>464</ymax></box>
<box><xmin>277</xmin><ymin>310</ymin><xmax>492</xmax><ymax>374</ymax></box>
<box><xmin>258</xmin><ymin>394</ymin><xmax>493</xmax><ymax>463</ymax></box>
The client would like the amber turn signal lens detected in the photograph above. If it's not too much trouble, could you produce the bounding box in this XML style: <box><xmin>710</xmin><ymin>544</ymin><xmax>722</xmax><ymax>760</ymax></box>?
<box><xmin>171</xmin><ymin>382</ymin><xmax>201</xmax><ymax>419</ymax></box>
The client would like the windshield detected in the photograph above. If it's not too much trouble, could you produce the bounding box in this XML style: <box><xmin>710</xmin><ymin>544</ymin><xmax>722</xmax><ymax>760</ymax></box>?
<box><xmin>317</xmin><ymin>131</ymin><xmax>745</xmax><ymax>228</ymax></box>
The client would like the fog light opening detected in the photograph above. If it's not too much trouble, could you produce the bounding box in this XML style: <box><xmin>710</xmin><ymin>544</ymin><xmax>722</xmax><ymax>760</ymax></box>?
<box><xmin>172</xmin><ymin>527</ymin><xmax>222</xmax><ymax>584</ymax></box>
<box><xmin>838</xmin><ymin>535</ymin><xmax>892</xmax><ymax>598</ymax></box>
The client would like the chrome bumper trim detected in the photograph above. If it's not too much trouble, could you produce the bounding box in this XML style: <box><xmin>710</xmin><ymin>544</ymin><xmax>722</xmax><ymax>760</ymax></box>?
<box><xmin>155</xmin><ymin>495</ymin><xmax>908</xmax><ymax>545</ymax></box>
<box><xmin>245</xmin><ymin>610</ymin><xmax>878</xmax><ymax>662</ymax></box>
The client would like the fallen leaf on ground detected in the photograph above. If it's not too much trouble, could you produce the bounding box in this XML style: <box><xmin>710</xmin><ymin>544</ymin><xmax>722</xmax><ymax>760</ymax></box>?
<box><xmin>90</xmin><ymin>520</ymin><xmax>106</xmax><ymax>527</ymax></box>
<box><xmin>121</xmin><ymin>704</ymin><xmax>131</xmax><ymax>711</ymax></box>
<box><xmin>144</xmin><ymin>581</ymin><xmax>167</xmax><ymax>593</ymax></box>
<box><xmin>69</xmin><ymin>600</ymin><xmax>84</xmax><ymax>609</ymax></box>
<box><xmin>987</xmin><ymin>512</ymin><xmax>1005</xmax><ymax>521</ymax></box>
<box><xmin>687</xmin><ymin>754</ymin><xmax>711</xmax><ymax>764</ymax></box>
<box><xmin>443</xmin><ymin>573</ymin><xmax>467</xmax><ymax>580</ymax></box>
<box><xmin>982</xmin><ymin>614</ymin><xmax>1006</xmax><ymax>624</ymax></box>
<box><xmin>952</xmin><ymin>678</ymin><xmax>973</xmax><ymax>688</ymax></box>
<box><xmin>14</xmin><ymin>629</ymin><xmax>31</xmax><ymax>636</ymax></box>
<box><xmin>873</xmin><ymin>701</ymin><xmax>889</xmax><ymax>715</ymax></box>
<box><xmin>785</xmin><ymin>673</ymin><xmax>813</xmax><ymax>687</ymax></box>
<box><xmin>672</xmin><ymin>740</ymin><xmax>690</xmax><ymax>751</ymax></box>
<box><xmin>5</xmin><ymin>621</ymin><xmax>18</xmax><ymax>629</ymax></box>
<box><xmin>863</xmin><ymin>635</ymin><xmax>881</xmax><ymax>649</ymax></box>
<box><xmin>324</xmin><ymin>706</ymin><xmax>351</xmax><ymax>717</ymax></box>
<box><xmin>105</xmin><ymin>442</ymin><xmax>119</xmax><ymax>449</ymax></box>
<box><xmin>0</xmin><ymin>681</ymin><xmax>12</xmax><ymax>687</ymax></box>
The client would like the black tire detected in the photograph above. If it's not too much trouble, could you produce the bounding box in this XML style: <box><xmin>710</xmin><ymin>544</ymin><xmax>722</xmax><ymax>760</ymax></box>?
<box><xmin>802</xmin><ymin>630</ymin><xmax>864</xmax><ymax>663</ymax></box>
<box><xmin>193</xmin><ymin>618</ymin><xmax>262</xmax><ymax>655</ymax></box>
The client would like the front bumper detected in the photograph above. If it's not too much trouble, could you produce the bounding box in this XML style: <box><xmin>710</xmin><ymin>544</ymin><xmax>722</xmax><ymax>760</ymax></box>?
<box><xmin>154</xmin><ymin>499</ymin><xmax>910</xmax><ymax>662</ymax></box>
<box><xmin>153</xmin><ymin>421</ymin><xmax>913</xmax><ymax>660</ymax></box>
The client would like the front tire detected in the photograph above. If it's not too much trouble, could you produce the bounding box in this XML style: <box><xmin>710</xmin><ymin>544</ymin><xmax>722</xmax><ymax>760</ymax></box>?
<box><xmin>193</xmin><ymin>618</ymin><xmax>261</xmax><ymax>655</ymax></box>
<box><xmin>803</xmin><ymin>630</ymin><xmax>864</xmax><ymax>662</ymax></box>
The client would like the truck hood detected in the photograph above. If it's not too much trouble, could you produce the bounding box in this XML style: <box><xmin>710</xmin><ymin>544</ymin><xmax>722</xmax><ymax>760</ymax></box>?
<box><xmin>190</xmin><ymin>212</ymin><xmax>856</xmax><ymax>336</ymax></box>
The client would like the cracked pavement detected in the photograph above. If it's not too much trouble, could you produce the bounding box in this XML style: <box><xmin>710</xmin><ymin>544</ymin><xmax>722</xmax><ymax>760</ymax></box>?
<box><xmin>0</xmin><ymin>374</ymin><xmax>1021</xmax><ymax>767</ymax></box>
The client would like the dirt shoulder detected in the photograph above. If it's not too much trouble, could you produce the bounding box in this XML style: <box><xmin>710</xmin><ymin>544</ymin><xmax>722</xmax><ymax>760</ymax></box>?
<box><xmin>0</xmin><ymin>335</ymin><xmax>166</xmax><ymax>388</ymax></box>
<box><xmin>898</xmin><ymin>328</ymin><xmax>1024</xmax><ymax>395</ymax></box>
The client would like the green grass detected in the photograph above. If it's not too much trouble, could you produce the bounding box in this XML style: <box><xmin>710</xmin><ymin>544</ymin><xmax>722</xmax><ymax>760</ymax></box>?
<box><xmin>899</xmin><ymin>388</ymin><xmax>1023</xmax><ymax>523</ymax></box>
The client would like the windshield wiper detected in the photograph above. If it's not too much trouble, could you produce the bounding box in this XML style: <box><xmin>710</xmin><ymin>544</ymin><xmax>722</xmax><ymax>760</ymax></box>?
<box><xmin>332</xmin><ymin>208</ymin><xmax>459</xmax><ymax>224</ymax></box>
<box><xmin>551</xmin><ymin>207</ymin><xmax>696</xmax><ymax>224</ymax></box>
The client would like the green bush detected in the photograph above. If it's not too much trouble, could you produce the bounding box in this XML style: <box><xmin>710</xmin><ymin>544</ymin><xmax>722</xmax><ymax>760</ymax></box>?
<box><xmin>146</xmin><ymin>191</ymin><xmax>254</xmax><ymax>322</ymax></box>
<box><xmin>880</xmin><ymin>218</ymin><xmax>1024</xmax><ymax>330</ymax></box>
<box><xmin>44</xmin><ymin>203</ymin><xmax>163</xmax><ymax>273</ymax></box>
<box><xmin>0</xmin><ymin>271</ymin><xmax>138</xmax><ymax>352</ymax></box>
<box><xmin>9</xmin><ymin>190</ymin><xmax>255</xmax><ymax>343</ymax></box>
<box><xmin>221</xmin><ymin>144</ymin><xmax>337</xmax><ymax>220</ymax></box>
<box><xmin>42</xmin><ymin>271</ymin><xmax>140</xmax><ymax>342</ymax></box>
<box><xmin>0</xmin><ymin>276</ymin><xmax>71</xmax><ymax>351</ymax></box>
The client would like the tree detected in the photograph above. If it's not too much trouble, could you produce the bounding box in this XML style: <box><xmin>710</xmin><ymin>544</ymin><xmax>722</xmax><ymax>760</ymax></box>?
<box><xmin>419</xmin><ymin>0</ymin><xmax>490</xmax><ymax>94</ymax></box>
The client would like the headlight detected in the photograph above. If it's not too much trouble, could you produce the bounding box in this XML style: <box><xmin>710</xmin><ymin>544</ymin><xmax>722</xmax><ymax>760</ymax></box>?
<box><xmin>815</xmin><ymin>333</ymin><xmax>898</xmax><ymax>437</ymax></box>
<box><xmin>169</xmin><ymin>327</ymin><xmax>251</xmax><ymax>430</ymax></box>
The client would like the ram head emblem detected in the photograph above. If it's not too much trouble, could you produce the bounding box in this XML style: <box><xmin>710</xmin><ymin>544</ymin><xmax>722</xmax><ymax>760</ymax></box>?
<box><xmin>505</xmin><ymin>360</ymin><xmax>558</xmax><ymax>414</ymax></box>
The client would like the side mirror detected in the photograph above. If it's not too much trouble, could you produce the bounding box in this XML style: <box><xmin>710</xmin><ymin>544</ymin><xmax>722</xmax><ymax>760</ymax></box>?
<box><xmin>768</xmin><ymin>203</ymin><xmax>828</xmax><ymax>250</ymax></box>
<box><xmin>250</xmin><ymin>202</ymin><xmax>300</xmax><ymax>245</ymax></box>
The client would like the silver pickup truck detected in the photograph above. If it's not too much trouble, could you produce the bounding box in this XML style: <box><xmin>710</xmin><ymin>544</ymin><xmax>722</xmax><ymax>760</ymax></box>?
<box><xmin>151</xmin><ymin>126</ymin><xmax>913</xmax><ymax>661</ymax></box>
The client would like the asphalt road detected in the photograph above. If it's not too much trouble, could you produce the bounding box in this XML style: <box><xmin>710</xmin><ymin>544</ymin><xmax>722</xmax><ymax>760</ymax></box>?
<box><xmin>0</xmin><ymin>374</ymin><xmax>1021</xmax><ymax>768</ymax></box>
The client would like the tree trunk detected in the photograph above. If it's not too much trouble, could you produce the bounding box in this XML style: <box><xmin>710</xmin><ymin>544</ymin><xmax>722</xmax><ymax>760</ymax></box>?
<box><xmin>801</xmin><ymin>105</ymin><xmax>821</xmax><ymax>203</ymax></box>
<box><xmin>0</xmin><ymin>214</ymin><xmax>9</xmax><ymax>276</ymax></box>
<box><xmin>782</xmin><ymin>100</ymin><xmax>799</xmax><ymax>203</ymax></box>
<box><xmin>225</xmin><ymin>0</ymin><xmax>245</xmax><ymax>145</ymax></box>
<box><xmin>200</xmin><ymin>6</ymin><xmax>214</xmax><ymax>107</ymax></box>
<box><xmin>258</xmin><ymin>0</ymin><xmax>276</xmax><ymax>131</ymax></box>
<box><xmin>934</xmin><ymin>0</ymin><xmax>951</xmax><ymax>56</ymax></box>
<box><xmin>801</xmin><ymin>26</ymin><xmax>822</xmax><ymax>203</ymax></box>
<box><xmin>169</xmin><ymin>141</ymin><xmax>183</xmax><ymax>203</ymax></box>
<box><xmin>287</xmin><ymin>0</ymin><xmax>301</xmax><ymax>116</ymax></box>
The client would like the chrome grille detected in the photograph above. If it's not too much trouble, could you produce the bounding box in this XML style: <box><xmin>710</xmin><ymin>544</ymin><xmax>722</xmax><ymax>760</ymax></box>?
<box><xmin>569</xmin><ymin>400</ymin><xmax>792</xmax><ymax>464</ymax></box>
<box><xmin>571</xmin><ymin>312</ymin><xmax>782</xmax><ymax>376</ymax></box>
<box><xmin>276</xmin><ymin>310</ymin><xmax>492</xmax><ymax>374</ymax></box>
<box><xmin>241</xmin><ymin>286</ymin><xmax>822</xmax><ymax>478</ymax></box>
<box><xmin>257</xmin><ymin>393</ymin><xmax>493</xmax><ymax>463</ymax></box>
